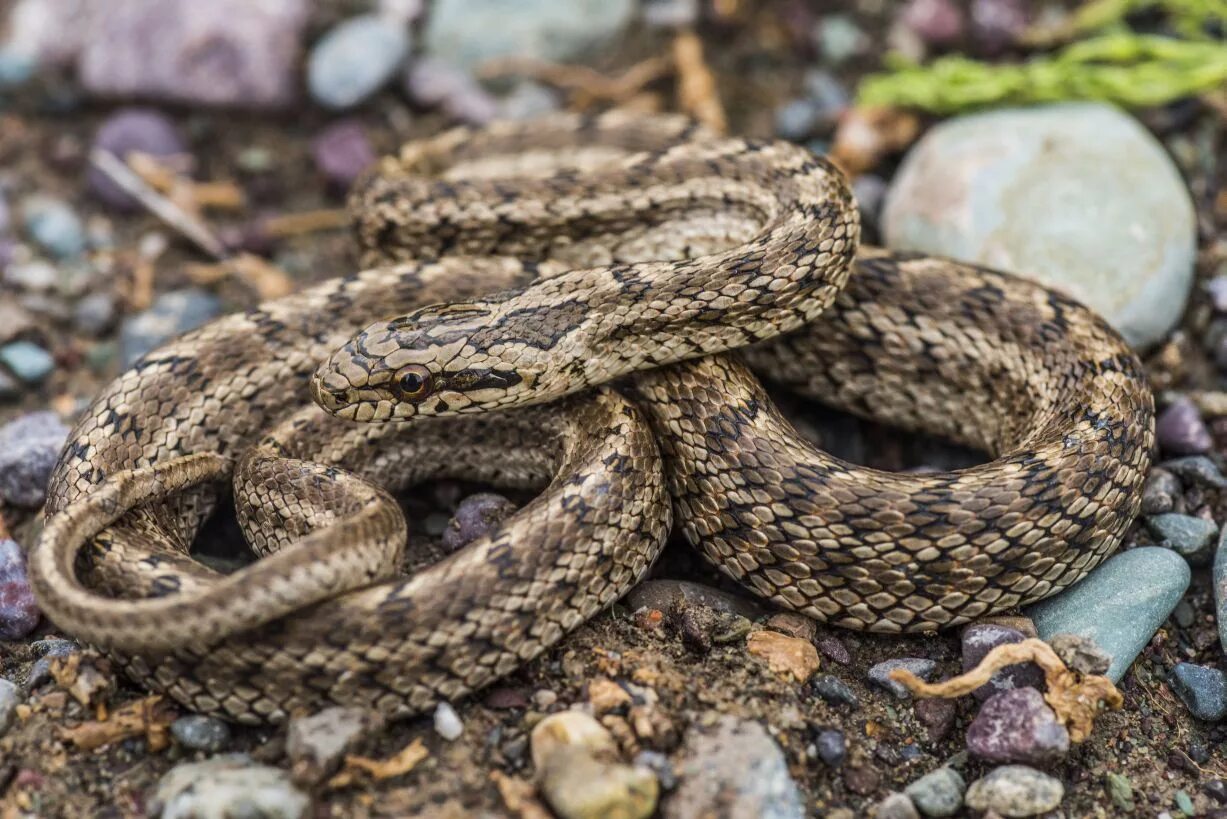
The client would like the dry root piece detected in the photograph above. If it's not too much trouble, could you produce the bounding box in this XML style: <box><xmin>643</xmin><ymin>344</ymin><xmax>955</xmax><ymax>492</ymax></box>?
<box><xmin>326</xmin><ymin>738</ymin><xmax>429</xmax><ymax>790</ymax></box>
<box><xmin>491</xmin><ymin>770</ymin><xmax>554</xmax><ymax>819</ymax></box>
<box><xmin>185</xmin><ymin>254</ymin><xmax>295</xmax><ymax>300</ymax></box>
<box><xmin>476</xmin><ymin>55</ymin><xmax>671</xmax><ymax>110</ymax></box>
<box><xmin>672</xmin><ymin>30</ymin><xmax>728</xmax><ymax>135</ymax></box>
<box><xmin>889</xmin><ymin>638</ymin><xmax>1123</xmax><ymax>743</ymax></box>
<box><xmin>59</xmin><ymin>695</ymin><xmax>175</xmax><ymax>752</ymax></box>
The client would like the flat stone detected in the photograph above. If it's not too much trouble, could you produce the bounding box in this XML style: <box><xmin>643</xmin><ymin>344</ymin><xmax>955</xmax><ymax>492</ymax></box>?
<box><xmin>1026</xmin><ymin>547</ymin><xmax>1190</xmax><ymax>682</ymax></box>
<box><xmin>868</xmin><ymin>658</ymin><xmax>937</xmax><ymax>699</ymax></box>
<box><xmin>966</xmin><ymin>688</ymin><xmax>1069</xmax><ymax>763</ymax></box>
<box><xmin>664</xmin><ymin>716</ymin><xmax>804</xmax><ymax>819</ymax></box>
<box><xmin>964</xmin><ymin>765</ymin><xmax>1063</xmax><ymax>817</ymax></box>
<box><xmin>79</xmin><ymin>0</ymin><xmax>309</xmax><ymax>108</ymax></box>
<box><xmin>0</xmin><ymin>341</ymin><xmax>54</xmax><ymax>385</ymax></box>
<box><xmin>904</xmin><ymin>766</ymin><xmax>965</xmax><ymax>817</ymax></box>
<box><xmin>423</xmin><ymin>0</ymin><xmax>635</xmax><ymax>71</ymax></box>
<box><xmin>914</xmin><ymin>697</ymin><xmax>957</xmax><ymax>743</ymax></box>
<box><xmin>1145</xmin><ymin>513</ymin><xmax>1218</xmax><ymax>565</ymax></box>
<box><xmin>1168</xmin><ymin>663</ymin><xmax>1227</xmax><ymax>721</ymax></box>
<box><xmin>814</xmin><ymin>728</ymin><xmax>845</xmax><ymax>768</ymax></box>
<box><xmin>882</xmin><ymin>103</ymin><xmax>1196</xmax><ymax>349</ymax></box>
<box><xmin>0</xmin><ymin>411</ymin><xmax>70</xmax><ymax>507</ymax></box>
<box><xmin>1158</xmin><ymin>455</ymin><xmax>1227</xmax><ymax>489</ymax></box>
<box><xmin>149</xmin><ymin>754</ymin><xmax>310</xmax><ymax>818</ymax></box>
<box><xmin>307</xmin><ymin>14</ymin><xmax>410</xmax><ymax>110</ymax></box>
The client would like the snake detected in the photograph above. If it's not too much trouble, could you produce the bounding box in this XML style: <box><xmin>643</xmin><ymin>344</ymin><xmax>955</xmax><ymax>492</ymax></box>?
<box><xmin>28</xmin><ymin>112</ymin><xmax>1154</xmax><ymax>724</ymax></box>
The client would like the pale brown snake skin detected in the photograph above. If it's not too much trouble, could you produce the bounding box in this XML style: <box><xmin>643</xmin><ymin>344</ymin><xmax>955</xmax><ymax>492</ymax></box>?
<box><xmin>30</xmin><ymin>113</ymin><xmax>1154</xmax><ymax>724</ymax></box>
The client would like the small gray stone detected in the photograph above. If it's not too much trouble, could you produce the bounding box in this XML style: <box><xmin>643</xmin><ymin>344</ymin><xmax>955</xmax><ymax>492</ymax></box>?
<box><xmin>0</xmin><ymin>341</ymin><xmax>54</xmax><ymax>385</ymax></box>
<box><xmin>1215</xmin><ymin>529</ymin><xmax>1227</xmax><ymax>654</ymax></box>
<box><xmin>814</xmin><ymin>728</ymin><xmax>845</xmax><ymax>768</ymax></box>
<box><xmin>961</xmin><ymin>624</ymin><xmax>1043</xmax><ymax>701</ymax></box>
<box><xmin>4</xmin><ymin>260</ymin><xmax>58</xmax><ymax>291</ymax></box>
<box><xmin>813</xmin><ymin>14</ymin><xmax>868</xmax><ymax>65</ymax></box>
<box><xmin>1146</xmin><ymin>513</ymin><xmax>1218</xmax><ymax>565</ymax></box>
<box><xmin>150</xmin><ymin>754</ymin><xmax>310</xmax><ymax>819</ymax></box>
<box><xmin>868</xmin><ymin>658</ymin><xmax>937</xmax><ymax>699</ymax></box>
<box><xmin>0</xmin><ymin>678</ymin><xmax>21</xmax><ymax>736</ymax></box>
<box><xmin>171</xmin><ymin>715</ymin><xmax>232</xmax><ymax>752</ymax></box>
<box><xmin>914</xmin><ymin>697</ymin><xmax>957</xmax><ymax>743</ymax></box>
<box><xmin>433</xmin><ymin>701</ymin><xmax>463</xmax><ymax>740</ymax></box>
<box><xmin>1168</xmin><ymin>663</ymin><xmax>1227</xmax><ymax>721</ymax></box>
<box><xmin>874</xmin><ymin>793</ymin><xmax>922</xmax><ymax>819</ymax></box>
<box><xmin>423</xmin><ymin>0</ymin><xmax>634</xmax><ymax>71</ymax></box>
<box><xmin>1156</xmin><ymin>397</ymin><xmax>1212</xmax><ymax>455</ymax></box>
<box><xmin>1158</xmin><ymin>455</ymin><xmax>1227</xmax><ymax>489</ymax></box>
<box><xmin>882</xmin><ymin>103</ymin><xmax>1196</xmax><ymax>349</ymax></box>
<box><xmin>811</xmin><ymin>674</ymin><xmax>859</xmax><ymax>708</ymax></box>
<box><xmin>442</xmin><ymin>492</ymin><xmax>516</xmax><ymax>551</ymax></box>
<box><xmin>307</xmin><ymin>14</ymin><xmax>410</xmax><ymax>110</ymax></box>
<box><xmin>664</xmin><ymin>716</ymin><xmax>804</xmax><ymax>819</ymax></box>
<box><xmin>74</xmin><ymin>291</ymin><xmax>119</xmax><ymax>336</ymax></box>
<box><xmin>403</xmin><ymin>57</ymin><xmax>498</xmax><ymax>125</ymax></box>
<box><xmin>0</xmin><ymin>412</ymin><xmax>69</xmax><ymax>507</ymax></box>
<box><xmin>964</xmin><ymin>765</ymin><xmax>1063</xmax><ymax>817</ymax></box>
<box><xmin>287</xmin><ymin>707</ymin><xmax>381</xmax><ymax>783</ymax></box>
<box><xmin>23</xmin><ymin>195</ymin><xmax>85</xmax><ymax>258</ymax></box>
<box><xmin>88</xmin><ymin>108</ymin><xmax>189</xmax><ymax>211</ymax></box>
<box><xmin>1046</xmin><ymin>633</ymin><xmax>1111</xmax><ymax>676</ymax></box>
<box><xmin>966</xmin><ymin>688</ymin><xmax>1068</xmax><ymax>763</ymax></box>
<box><xmin>904</xmin><ymin>766</ymin><xmax>965</xmax><ymax>817</ymax></box>
<box><xmin>1027</xmin><ymin>547</ymin><xmax>1191</xmax><ymax>682</ymax></box>
<box><xmin>79</xmin><ymin>0</ymin><xmax>309</xmax><ymax>108</ymax></box>
<box><xmin>1141</xmin><ymin>468</ymin><xmax>1183</xmax><ymax>515</ymax></box>
<box><xmin>119</xmin><ymin>288</ymin><xmax>222</xmax><ymax>367</ymax></box>
<box><xmin>497</xmin><ymin>81</ymin><xmax>561</xmax><ymax>120</ymax></box>
<box><xmin>774</xmin><ymin>99</ymin><xmax>824</xmax><ymax>142</ymax></box>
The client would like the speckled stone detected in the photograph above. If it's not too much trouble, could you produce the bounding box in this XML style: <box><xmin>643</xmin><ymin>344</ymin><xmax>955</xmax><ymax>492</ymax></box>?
<box><xmin>149</xmin><ymin>755</ymin><xmax>310</xmax><ymax>818</ymax></box>
<box><xmin>961</xmin><ymin>624</ymin><xmax>1044</xmax><ymax>701</ymax></box>
<box><xmin>904</xmin><ymin>766</ymin><xmax>965</xmax><ymax>817</ymax></box>
<box><xmin>1156</xmin><ymin>397</ymin><xmax>1213</xmax><ymax>455</ymax></box>
<box><xmin>1215</xmin><ymin>528</ymin><xmax>1227</xmax><ymax>655</ymax></box>
<box><xmin>965</xmin><ymin>688</ymin><xmax>1069</xmax><ymax>763</ymax></box>
<box><xmin>171</xmin><ymin>715</ymin><xmax>232</xmax><ymax>752</ymax></box>
<box><xmin>0</xmin><ymin>411</ymin><xmax>70</xmax><ymax>507</ymax></box>
<box><xmin>1168</xmin><ymin>663</ymin><xmax>1227</xmax><ymax>721</ymax></box>
<box><xmin>1027</xmin><ymin>547</ymin><xmax>1190</xmax><ymax>682</ymax></box>
<box><xmin>964</xmin><ymin>765</ymin><xmax>1063</xmax><ymax>817</ymax></box>
<box><xmin>1145</xmin><ymin>513</ymin><xmax>1218</xmax><ymax>565</ymax></box>
<box><xmin>442</xmin><ymin>492</ymin><xmax>517</xmax><ymax>551</ymax></box>
<box><xmin>868</xmin><ymin>658</ymin><xmax>937</xmax><ymax>699</ymax></box>
<box><xmin>883</xmin><ymin>103</ymin><xmax>1196</xmax><ymax>349</ymax></box>
<box><xmin>0</xmin><ymin>540</ymin><xmax>39</xmax><ymax>640</ymax></box>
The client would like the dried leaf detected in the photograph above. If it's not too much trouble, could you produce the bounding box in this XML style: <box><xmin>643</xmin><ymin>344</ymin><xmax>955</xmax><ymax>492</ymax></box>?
<box><xmin>491</xmin><ymin>771</ymin><xmax>553</xmax><ymax>819</ymax></box>
<box><xmin>60</xmin><ymin>695</ymin><xmax>174</xmax><ymax>752</ymax></box>
<box><xmin>327</xmin><ymin>738</ymin><xmax>429</xmax><ymax>789</ymax></box>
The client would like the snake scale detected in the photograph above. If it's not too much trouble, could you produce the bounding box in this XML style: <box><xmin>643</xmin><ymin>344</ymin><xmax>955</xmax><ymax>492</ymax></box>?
<box><xmin>29</xmin><ymin>113</ymin><xmax>1154</xmax><ymax>724</ymax></box>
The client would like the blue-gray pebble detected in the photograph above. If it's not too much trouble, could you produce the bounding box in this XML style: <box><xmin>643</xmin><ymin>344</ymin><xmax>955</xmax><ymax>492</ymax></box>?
<box><xmin>1168</xmin><ymin>663</ymin><xmax>1227</xmax><ymax>721</ymax></box>
<box><xmin>307</xmin><ymin>14</ymin><xmax>410</xmax><ymax>110</ymax></box>
<box><xmin>1026</xmin><ymin>547</ymin><xmax>1190</xmax><ymax>682</ymax></box>
<box><xmin>1145</xmin><ymin>513</ymin><xmax>1219</xmax><ymax>565</ymax></box>
<box><xmin>22</xmin><ymin>196</ymin><xmax>86</xmax><ymax>258</ymax></box>
<box><xmin>0</xmin><ymin>411</ymin><xmax>69</xmax><ymax>507</ymax></box>
<box><xmin>0</xmin><ymin>341</ymin><xmax>54</xmax><ymax>385</ymax></box>
<box><xmin>119</xmin><ymin>288</ymin><xmax>222</xmax><ymax>367</ymax></box>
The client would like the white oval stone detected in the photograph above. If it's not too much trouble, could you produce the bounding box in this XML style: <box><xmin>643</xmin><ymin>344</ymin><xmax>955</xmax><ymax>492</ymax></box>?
<box><xmin>882</xmin><ymin>102</ymin><xmax>1195</xmax><ymax>349</ymax></box>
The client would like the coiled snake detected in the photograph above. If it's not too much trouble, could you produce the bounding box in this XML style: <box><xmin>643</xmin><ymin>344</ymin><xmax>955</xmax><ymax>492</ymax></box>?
<box><xmin>29</xmin><ymin>113</ymin><xmax>1154</xmax><ymax>724</ymax></box>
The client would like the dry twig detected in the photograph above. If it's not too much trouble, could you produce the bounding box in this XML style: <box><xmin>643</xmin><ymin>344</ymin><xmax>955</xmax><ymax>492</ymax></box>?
<box><xmin>327</xmin><ymin>738</ymin><xmax>429</xmax><ymax>789</ymax></box>
<box><xmin>672</xmin><ymin>30</ymin><xmax>728</xmax><ymax>134</ymax></box>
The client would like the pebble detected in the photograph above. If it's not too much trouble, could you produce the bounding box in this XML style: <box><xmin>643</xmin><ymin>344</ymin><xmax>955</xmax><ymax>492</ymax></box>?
<box><xmin>965</xmin><ymin>688</ymin><xmax>1070</xmax><ymax>763</ymax></box>
<box><xmin>1027</xmin><ymin>547</ymin><xmax>1191</xmax><ymax>682</ymax></box>
<box><xmin>969</xmin><ymin>0</ymin><xmax>1028</xmax><ymax>55</ymax></box>
<box><xmin>170</xmin><ymin>715</ymin><xmax>232</xmax><ymax>753</ymax></box>
<box><xmin>626</xmin><ymin>579</ymin><xmax>762</xmax><ymax>619</ymax></box>
<box><xmin>307</xmin><ymin>14</ymin><xmax>410</xmax><ymax>110</ymax></box>
<box><xmin>1206</xmin><ymin>779</ymin><xmax>1227</xmax><ymax>804</ymax></box>
<box><xmin>814</xmin><ymin>728</ymin><xmax>845</xmax><ymax>768</ymax></box>
<box><xmin>816</xmin><ymin>634</ymin><xmax>851</xmax><ymax>665</ymax></box>
<box><xmin>813</xmin><ymin>14</ymin><xmax>868</xmax><ymax>65</ymax></box>
<box><xmin>1047</xmin><ymin>633</ymin><xmax>1111</xmax><ymax>676</ymax></box>
<box><xmin>963</xmin><ymin>765</ymin><xmax>1063</xmax><ymax>817</ymax></box>
<box><xmin>1156</xmin><ymin>397</ymin><xmax>1213</xmax><ymax>455</ymax></box>
<box><xmin>868</xmin><ymin>658</ymin><xmax>936</xmax><ymax>699</ymax></box>
<box><xmin>1145</xmin><ymin>513</ymin><xmax>1218</xmax><ymax>565</ymax></box>
<box><xmin>874</xmin><ymin>793</ymin><xmax>922</xmax><ymax>819</ymax></box>
<box><xmin>532</xmin><ymin>712</ymin><xmax>657</xmax><ymax>819</ymax></box>
<box><xmin>664</xmin><ymin>716</ymin><xmax>804</xmax><ymax>819</ymax></box>
<box><xmin>746</xmin><ymin>630</ymin><xmax>820</xmax><ymax>683</ymax></box>
<box><xmin>0</xmin><ymin>341</ymin><xmax>54</xmax><ymax>385</ymax></box>
<box><xmin>811</xmin><ymin>674</ymin><xmax>859</xmax><ymax>709</ymax></box>
<box><xmin>1141</xmin><ymin>468</ymin><xmax>1183</xmax><ymax>515</ymax></box>
<box><xmin>641</xmin><ymin>0</ymin><xmax>699</xmax><ymax>29</ymax></box>
<box><xmin>961</xmin><ymin>624</ymin><xmax>1043</xmax><ymax>701</ymax></box>
<box><xmin>882</xmin><ymin>103</ymin><xmax>1196</xmax><ymax>349</ymax></box>
<box><xmin>900</xmin><ymin>0</ymin><xmax>964</xmax><ymax>47</ymax></box>
<box><xmin>442</xmin><ymin>492</ymin><xmax>517</xmax><ymax>551</ymax></box>
<box><xmin>0</xmin><ymin>678</ymin><xmax>20</xmax><ymax>736</ymax></box>
<box><xmin>80</xmin><ymin>0</ymin><xmax>309</xmax><ymax>108</ymax></box>
<box><xmin>1160</xmin><ymin>455</ymin><xmax>1227</xmax><ymax>489</ymax></box>
<box><xmin>5</xmin><ymin>260</ymin><xmax>58</xmax><ymax>292</ymax></box>
<box><xmin>914</xmin><ymin>697</ymin><xmax>957</xmax><ymax>743</ymax></box>
<box><xmin>310</xmin><ymin>120</ymin><xmax>375</xmax><ymax>193</ymax></box>
<box><xmin>149</xmin><ymin>754</ymin><xmax>310</xmax><ymax>819</ymax></box>
<box><xmin>496</xmin><ymin>81</ymin><xmax>562</xmax><ymax>120</ymax></box>
<box><xmin>433</xmin><ymin>701</ymin><xmax>464</xmax><ymax>740</ymax></box>
<box><xmin>1175</xmin><ymin>790</ymin><xmax>1195</xmax><ymax>815</ymax></box>
<box><xmin>119</xmin><ymin>288</ymin><xmax>222</xmax><ymax>367</ymax></box>
<box><xmin>0</xmin><ymin>411</ymin><xmax>70</xmax><ymax>507</ymax></box>
<box><xmin>633</xmin><ymin>750</ymin><xmax>677</xmax><ymax>791</ymax></box>
<box><xmin>74</xmin><ymin>291</ymin><xmax>119</xmax><ymax>337</ymax></box>
<box><xmin>26</xmin><ymin>639</ymin><xmax>78</xmax><ymax>690</ymax></box>
<box><xmin>904</xmin><ymin>766</ymin><xmax>965</xmax><ymax>817</ymax></box>
<box><xmin>1216</xmin><ymin>530</ymin><xmax>1227</xmax><ymax>654</ymax></box>
<box><xmin>286</xmin><ymin>707</ymin><xmax>382</xmax><ymax>783</ymax></box>
<box><xmin>1168</xmin><ymin>663</ymin><xmax>1227</xmax><ymax>721</ymax></box>
<box><xmin>1105</xmin><ymin>772</ymin><xmax>1135</xmax><ymax>812</ymax></box>
<box><xmin>403</xmin><ymin>58</ymin><xmax>498</xmax><ymax>125</ymax></box>
<box><xmin>22</xmin><ymin>196</ymin><xmax>85</xmax><ymax>259</ymax></box>
<box><xmin>423</xmin><ymin>0</ymin><xmax>635</xmax><ymax>71</ymax></box>
<box><xmin>88</xmin><ymin>108</ymin><xmax>189</xmax><ymax>211</ymax></box>
<box><xmin>0</xmin><ymin>371</ymin><xmax>17</xmax><ymax>401</ymax></box>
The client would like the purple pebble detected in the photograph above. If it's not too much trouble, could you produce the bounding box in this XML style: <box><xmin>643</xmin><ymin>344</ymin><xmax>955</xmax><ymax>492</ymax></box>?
<box><xmin>900</xmin><ymin>0</ymin><xmax>964</xmax><ymax>47</ymax></box>
<box><xmin>88</xmin><ymin>108</ymin><xmax>189</xmax><ymax>211</ymax></box>
<box><xmin>1156</xmin><ymin>397</ymin><xmax>1213</xmax><ymax>456</ymax></box>
<box><xmin>0</xmin><ymin>539</ymin><xmax>40</xmax><ymax>640</ymax></box>
<box><xmin>311</xmin><ymin>120</ymin><xmax>377</xmax><ymax>193</ymax></box>
<box><xmin>441</xmin><ymin>493</ymin><xmax>517</xmax><ymax>551</ymax></box>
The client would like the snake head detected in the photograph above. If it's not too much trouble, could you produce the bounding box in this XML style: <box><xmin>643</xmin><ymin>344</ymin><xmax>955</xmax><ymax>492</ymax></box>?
<box><xmin>312</xmin><ymin>303</ymin><xmax>532</xmax><ymax>421</ymax></box>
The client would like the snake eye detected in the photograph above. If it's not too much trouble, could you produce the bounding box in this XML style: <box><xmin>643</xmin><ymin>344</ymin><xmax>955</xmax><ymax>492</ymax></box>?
<box><xmin>393</xmin><ymin>364</ymin><xmax>433</xmax><ymax>402</ymax></box>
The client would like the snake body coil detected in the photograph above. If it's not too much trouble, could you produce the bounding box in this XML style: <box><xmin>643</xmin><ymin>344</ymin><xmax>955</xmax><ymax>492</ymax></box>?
<box><xmin>30</xmin><ymin>114</ymin><xmax>1153</xmax><ymax>723</ymax></box>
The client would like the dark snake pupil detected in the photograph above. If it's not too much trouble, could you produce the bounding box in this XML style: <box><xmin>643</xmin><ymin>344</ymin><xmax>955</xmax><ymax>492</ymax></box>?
<box><xmin>401</xmin><ymin>373</ymin><xmax>422</xmax><ymax>393</ymax></box>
